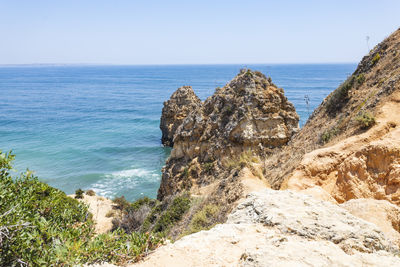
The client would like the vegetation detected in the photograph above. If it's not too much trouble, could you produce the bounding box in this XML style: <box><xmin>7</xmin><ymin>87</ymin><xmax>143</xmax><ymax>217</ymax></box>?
<box><xmin>203</xmin><ymin>162</ymin><xmax>214</xmax><ymax>174</ymax></box>
<box><xmin>86</xmin><ymin>189</ymin><xmax>96</xmax><ymax>196</ymax></box>
<box><xmin>371</xmin><ymin>53</ymin><xmax>381</xmax><ymax>66</ymax></box>
<box><xmin>113</xmin><ymin>193</ymin><xmax>192</xmax><ymax>237</ymax></box>
<box><xmin>0</xmin><ymin>151</ymin><xmax>163</xmax><ymax>266</ymax></box>
<box><xmin>326</xmin><ymin>75</ymin><xmax>355</xmax><ymax>113</ymax></box>
<box><xmin>112</xmin><ymin>195</ymin><xmax>131</xmax><ymax>211</ymax></box>
<box><xmin>355</xmin><ymin>73</ymin><xmax>366</xmax><ymax>85</ymax></box>
<box><xmin>355</xmin><ymin>112</ymin><xmax>376</xmax><ymax>129</ymax></box>
<box><xmin>223</xmin><ymin>150</ymin><xmax>260</xmax><ymax>170</ymax></box>
<box><xmin>320</xmin><ymin>127</ymin><xmax>340</xmax><ymax>144</ymax></box>
<box><xmin>75</xmin><ymin>188</ymin><xmax>84</xmax><ymax>199</ymax></box>
<box><xmin>186</xmin><ymin>204</ymin><xmax>219</xmax><ymax>234</ymax></box>
<box><xmin>153</xmin><ymin>193</ymin><xmax>191</xmax><ymax>234</ymax></box>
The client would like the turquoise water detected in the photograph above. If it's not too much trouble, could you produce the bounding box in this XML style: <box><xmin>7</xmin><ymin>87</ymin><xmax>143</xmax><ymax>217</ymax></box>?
<box><xmin>0</xmin><ymin>64</ymin><xmax>356</xmax><ymax>201</ymax></box>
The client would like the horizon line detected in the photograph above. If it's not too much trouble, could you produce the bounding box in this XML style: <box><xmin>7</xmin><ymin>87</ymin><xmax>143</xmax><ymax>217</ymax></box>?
<box><xmin>0</xmin><ymin>62</ymin><xmax>358</xmax><ymax>67</ymax></box>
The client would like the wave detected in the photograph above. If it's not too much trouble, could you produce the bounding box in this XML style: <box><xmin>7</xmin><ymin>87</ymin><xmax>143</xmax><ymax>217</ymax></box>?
<box><xmin>89</xmin><ymin>167</ymin><xmax>161</xmax><ymax>199</ymax></box>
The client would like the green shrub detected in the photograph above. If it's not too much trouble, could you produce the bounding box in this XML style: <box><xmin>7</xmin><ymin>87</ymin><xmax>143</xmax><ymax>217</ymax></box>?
<box><xmin>187</xmin><ymin>204</ymin><xmax>219</xmax><ymax>234</ymax></box>
<box><xmin>320</xmin><ymin>127</ymin><xmax>340</xmax><ymax>144</ymax></box>
<box><xmin>0</xmin><ymin>151</ymin><xmax>163</xmax><ymax>266</ymax></box>
<box><xmin>153</xmin><ymin>193</ymin><xmax>191</xmax><ymax>234</ymax></box>
<box><xmin>183</xmin><ymin>166</ymin><xmax>190</xmax><ymax>178</ymax></box>
<box><xmin>355</xmin><ymin>73</ymin><xmax>366</xmax><ymax>86</ymax></box>
<box><xmin>326</xmin><ymin>75</ymin><xmax>355</xmax><ymax>113</ymax></box>
<box><xmin>75</xmin><ymin>188</ymin><xmax>84</xmax><ymax>199</ymax></box>
<box><xmin>355</xmin><ymin>112</ymin><xmax>376</xmax><ymax>129</ymax></box>
<box><xmin>203</xmin><ymin>162</ymin><xmax>214</xmax><ymax>174</ymax></box>
<box><xmin>223</xmin><ymin>150</ymin><xmax>259</xmax><ymax>170</ymax></box>
<box><xmin>105</xmin><ymin>210</ymin><xmax>115</xmax><ymax>218</ymax></box>
<box><xmin>113</xmin><ymin>195</ymin><xmax>130</xmax><ymax>211</ymax></box>
<box><xmin>371</xmin><ymin>53</ymin><xmax>381</xmax><ymax>66</ymax></box>
<box><xmin>130</xmin><ymin>196</ymin><xmax>157</xmax><ymax>212</ymax></box>
<box><xmin>86</xmin><ymin>189</ymin><xmax>96</xmax><ymax>196</ymax></box>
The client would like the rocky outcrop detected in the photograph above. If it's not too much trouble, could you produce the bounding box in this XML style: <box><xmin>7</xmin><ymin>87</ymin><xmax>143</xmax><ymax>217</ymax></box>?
<box><xmin>158</xmin><ymin>70</ymin><xmax>299</xmax><ymax>200</ymax></box>
<box><xmin>262</xmin><ymin>27</ymin><xmax>400</xmax><ymax>190</ymax></box>
<box><xmin>160</xmin><ymin>86</ymin><xmax>201</xmax><ymax>147</ymax></box>
<box><xmin>133</xmin><ymin>190</ymin><xmax>400</xmax><ymax>267</ymax></box>
<box><xmin>340</xmin><ymin>198</ymin><xmax>400</xmax><ymax>247</ymax></box>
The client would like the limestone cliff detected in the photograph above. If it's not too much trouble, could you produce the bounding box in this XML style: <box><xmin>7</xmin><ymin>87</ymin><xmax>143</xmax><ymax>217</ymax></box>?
<box><xmin>261</xmin><ymin>27</ymin><xmax>400</xmax><ymax>193</ymax></box>
<box><xmin>158</xmin><ymin>69</ymin><xmax>299</xmax><ymax>200</ymax></box>
<box><xmin>133</xmin><ymin>190</ymin><xmax>400</xmax><ymax>267</ymax></box>
<box><xmin>160</xmin><ymin>86</ymin><xmax>201</xmax><ymax>147</ymax></box>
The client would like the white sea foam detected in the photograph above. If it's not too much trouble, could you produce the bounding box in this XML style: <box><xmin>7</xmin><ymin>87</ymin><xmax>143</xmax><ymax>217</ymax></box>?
<box><xmin>90</xmin><ymin>167</ymin><xmax>160</xmax><ymax>199</ymax></box>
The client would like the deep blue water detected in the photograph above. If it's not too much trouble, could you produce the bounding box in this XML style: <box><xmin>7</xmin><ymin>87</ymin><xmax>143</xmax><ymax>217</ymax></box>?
<box><xmin>0</xmin><ymin>64</ymin><xmax>356</xmax><ymax>201</ymax></box>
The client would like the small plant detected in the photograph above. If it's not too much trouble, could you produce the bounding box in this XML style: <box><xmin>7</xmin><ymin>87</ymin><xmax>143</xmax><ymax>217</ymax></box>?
<box><xmin>244</xmin><ymin>69</ymin><xmax>253</xmax><ymax>78</ymax></box>
<box><xmin>371</xmin><ymin>53</ymin><xmax>381</xmax><ymax>66</ymax></box>
<box><xmin>187</xmin><ymin>204</ymin><xmax>220</xmax><ymax>234</ymax></box>
<box><xmin>254</xmin><ymin>71</ymin><xmax>266</xmax><ymax>79</ymax></box>
<box><xmin>86</xmin><ymin>189</ymin><xmax>96</xmax><ymax>196</ymax></box>
<box><xmin>223</xmin><ymin>150</ymin><xmax>260</xmax><ymax>170</ymax></box>
<box><xmin>183</xmin><ymin>166</ymin><xmax>190</xmax><ymax>178</ymax></box>
<box><xmin>75</xmin><ymin>188</ymin><xmax>84</xmax><ymax>199</ymax></box>
<box><xmin>326</xmin><ymin>75</ymin><xmax>355</xmax><ymax>113</ymax></box>
<box><xmin>355</xmin><ymin>73</ymin><xmax>366</xmax><ymax>86</ymax></box>
<box><xmin>113</xmin><ymin>196</ymin><xmax>130</xmax><ymax>211</ymax></box>
<box><xmin>105</xmin><ymin>210</ymin><xmax>115</xmax><ymax>218</ymax></box>
<box><xmin>203</xmin><ymin>162</ymin><xmax>214</xmax><ymax>174</ymax></box>
<box><xmin>355</xmin><ymin>112</ymin><xmax>376</xmax><ymax>129</ymax></box>
<box><xmin>130</xmin><ymin>196</ymin><xmax>158</xmax><ymax>212</ymax></box>
<box><xmin>153</xmin><ymin>193</ymin><xmax>191</xmax><ymax>234</ymax></box>
<box><xmin>320</xmin><ymin>127</ymin><xmax>340</xmax><ymax>144</ymax></box>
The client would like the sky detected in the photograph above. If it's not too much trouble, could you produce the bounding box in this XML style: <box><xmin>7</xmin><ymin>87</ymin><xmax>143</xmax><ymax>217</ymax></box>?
<box><xmin>0</xmin><ymin>0</ymin><xmax>399</xmax><ymax>65</ymax></box>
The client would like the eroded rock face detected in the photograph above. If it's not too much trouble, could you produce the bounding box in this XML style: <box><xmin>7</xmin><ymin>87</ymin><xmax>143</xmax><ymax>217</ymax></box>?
<box><xmin>160</xmin><ymin>86</ymin><xmax>201</xmax><ymax>147</ymax></box>
<box><xmin>171</xmin><ymin>70</ymin><xmax>299</xmax><ymax>161</ymax></box>
<box><xmin>133</xmin><ymin>190</ymin><xmax>400</xmax><ymax>267</ymax></box>
<box><xmin>340</xmin><ymin>198</ymin><xmax>400</xmax><ymax>247</ymax></box>
<box><xmin>158</xmin><ymin>70</ymin><xmax>299</xmax><ymax>200</ymax></box>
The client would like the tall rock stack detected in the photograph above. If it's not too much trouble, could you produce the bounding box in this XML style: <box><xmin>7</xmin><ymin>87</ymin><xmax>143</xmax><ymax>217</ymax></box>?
<box><xmin>158</xmin><ymin>69</ymin><xmax>299</xmax><ymax>200</ymax></box>
<box><xmin>160</xmin><ymin>86</ymin><xmax>202</xmax><ymax>147</ymax></box>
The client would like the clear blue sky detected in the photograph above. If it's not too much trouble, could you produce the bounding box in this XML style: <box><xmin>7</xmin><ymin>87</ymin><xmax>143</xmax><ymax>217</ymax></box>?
<box><xmin>0</xmin><ymin>0</ymin><xmax>399</xmax><ymax>64</ymax></box>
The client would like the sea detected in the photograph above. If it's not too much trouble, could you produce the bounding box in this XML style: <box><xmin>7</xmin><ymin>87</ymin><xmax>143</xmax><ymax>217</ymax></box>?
<box><xmin>0</xmin><ymin>64</ymin><xmax>356</xmax><ymax>201</ymax></box>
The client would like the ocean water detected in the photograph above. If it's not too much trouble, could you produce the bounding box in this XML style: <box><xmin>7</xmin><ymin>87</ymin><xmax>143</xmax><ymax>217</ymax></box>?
<box><xmin>0</xmin><ymin>64</ymin><xmax>356</xmax><ymax>201</ymax></box>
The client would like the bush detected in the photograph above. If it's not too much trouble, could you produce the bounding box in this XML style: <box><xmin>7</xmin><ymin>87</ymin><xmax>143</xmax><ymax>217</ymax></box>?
<box><xmin>355</xmin><ymin>112</ymin><xmax>376</xmax><ymax>129</ymax></box>
<box><xmin>355</xmin><ymin>73</ymin><xmax>366</xmax><ymax>85</ymax></box>
<box><xmin>75</xmin><ymin>188</ymin><xmax>84</xmax><ymax>199</ymax></box>
<box><xmin>0</xmin><ymin>151</ymin><xmax>163</xmax><ymax>266</ymax></box>
<box><xmin>371</xmin><ymin>53</ymin><xmax>381</xmax><ymax>66</ymax></box>
<box><xmin>203</xmin><ymin>162</ymin><xmax>214</xmax><ymax>174</ymax></box>
<box><xmin>326</xmin><ymin>75</ymin><xmax>355</xmax><ymax>113</ymax></box>
<box><xmin>86</xmin><ymin>189</ymin><xmax>96</xmax><ymax>196</ymax></box>
<box><xmin>320</xmin><ymin>127</ymin><xmax>340</xmax><ymax>144</ymax></box>
<box><xmin>223</xmin><ymin>150</ymin><xmax>260</xmax><ymax>170</ymax></box>
<box><xmin>112</xmin><ymin>195</ymin><xmax>130</xmax><ymax>211</ymax></box>
<box><xmin>153</xmin><ymin>193</ymin><xmax>191</xmax><ymax>234</ymax></box>
<box><xmin>187</xmin><ymin>204</ymin><xmax>219</xmax><ymax>234</ymax></box>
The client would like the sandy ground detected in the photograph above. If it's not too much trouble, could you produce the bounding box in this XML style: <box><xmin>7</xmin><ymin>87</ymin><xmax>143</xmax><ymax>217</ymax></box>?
<box><xmin>69</xmin><ymin>193</ymin><xmax>117</xmax><ymax>234</ymax></box>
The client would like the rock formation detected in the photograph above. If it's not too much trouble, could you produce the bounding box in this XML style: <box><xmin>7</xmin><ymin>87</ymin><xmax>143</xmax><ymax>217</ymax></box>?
<box><xmin>158</xmin><ymin>70</ymin><xmax>299</xmax><ymax>200</ymax></box>
<box><xmin>133</xmin><ymin>190</ymin><xmax>400</xmax><ymax>267</ymax></box>
<box><xmin>262</xmin><ymin>27</ymin><xmax>400</xmax><ymax>191</ymax></box>
<box><xmin>160</xmin><ymin>86</ymin><xmax>201</xmax><ymax>147</ymax></box>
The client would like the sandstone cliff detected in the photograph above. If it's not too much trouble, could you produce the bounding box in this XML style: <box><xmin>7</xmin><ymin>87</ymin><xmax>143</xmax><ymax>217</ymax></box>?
<box><xmin>158</xmin><ymin>69</ymin><xmax>299</xmax><ymax>200</ymax></box>
<box><xmin>266</xmin><ymin>27</ymin><xmax>400</xmax><ymax>192</ymax></box>
<box><xmin>133</xmin><ymin>190</ymin><xmax>400</xmax><ymax>267</ymax></box>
